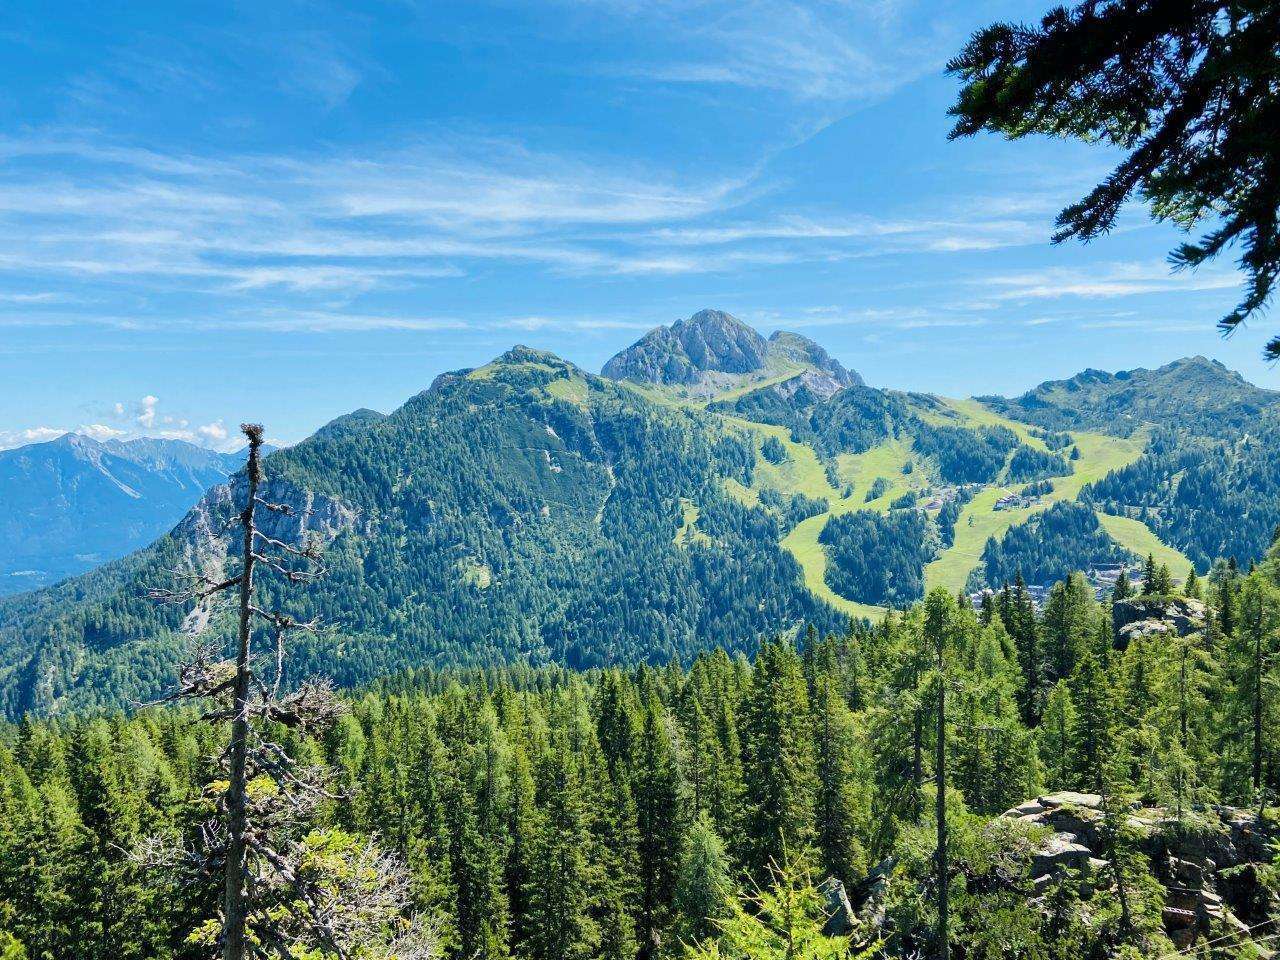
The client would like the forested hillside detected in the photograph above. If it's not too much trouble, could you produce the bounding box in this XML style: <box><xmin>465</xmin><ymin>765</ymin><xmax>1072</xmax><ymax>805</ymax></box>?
<box><xmin>2</xmin><ymin>553</ymin><xmax>1277</xmax><ymax>960</ymax></box>
<box><xmin>0</xmin><ymin>349</ymin><xmax>840</xmax><ymax>718</ymax></box>
<box><xmin>2</xmin><ymin>315</ymin><xmax>1278</xmax><ymax>718</ymax></box>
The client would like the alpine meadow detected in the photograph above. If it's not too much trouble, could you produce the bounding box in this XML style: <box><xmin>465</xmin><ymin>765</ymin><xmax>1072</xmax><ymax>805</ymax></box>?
<box><xmin>2</xmin><ymin>1</ymin><xmax>1280</xmax><ymax>960</ymax></box>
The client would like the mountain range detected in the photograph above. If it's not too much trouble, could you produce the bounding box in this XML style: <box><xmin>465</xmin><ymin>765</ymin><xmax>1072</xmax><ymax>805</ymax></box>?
<box><xmin>0</xmin><ymin>435</ymin><xmax>247</xmax><ymax>596</ymax></box>
<box><xmin>1</xmin><ymin>308</ymin><xmax>1277</xmax><ymax>717</ymax></box>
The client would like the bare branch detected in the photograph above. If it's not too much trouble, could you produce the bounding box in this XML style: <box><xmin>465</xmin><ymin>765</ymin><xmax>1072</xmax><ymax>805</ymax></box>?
<box><xmin>148</xmin><ymin>573</ymin><xmax>243</xmax><ymax>605</ymax></box>
<box><xmin>253</xmin><ymin>497</ymin><xmax>294</xmax><ymax>516</ymax></box>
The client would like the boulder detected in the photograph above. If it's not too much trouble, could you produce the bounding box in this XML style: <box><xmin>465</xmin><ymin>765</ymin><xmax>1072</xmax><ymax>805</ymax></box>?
<box><xmin>1113</xmin><ymin>596</ymin><xmax>1207</xmax><ymax>645</ymax></box>
<box><xmin>1038</xmin><ymin>791</ymin><xmax>1102</xmax><ymax>809</ymax></box>
<box><xmin>819</xmin><ymin>877</ymin><xmax>858</xmax><ymax>936</ymax></box>
<box><xmin>1031</xmin><ymin>833</ymin><xmax>1095</xmax><ymax>876</ymax></box>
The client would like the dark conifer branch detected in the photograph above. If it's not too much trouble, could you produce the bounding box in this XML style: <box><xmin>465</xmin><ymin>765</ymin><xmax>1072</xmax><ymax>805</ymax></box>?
<box><xmin>948</xmin><ymin>0</ymin><xmax>1280</xmax><ymax>358</ymax></box>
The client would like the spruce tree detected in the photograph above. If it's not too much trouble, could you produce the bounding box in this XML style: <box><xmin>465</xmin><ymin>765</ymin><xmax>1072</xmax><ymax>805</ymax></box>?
<box><xmin>1111</xmin><ymin>569</ymin><xmax>1132</xmax><ymax>602</ymax></box>
<box><xmin>1038</xmin><ymin>682</ymin><xmax>1076</xmax><ymax>791</ymax></box>
<box><xmin>811</xmin><ymin>676</ymin><xmax>869</xmax><ymax>886</ymax></box>
<box><xmin>635</xmin><ymin>696</ymin><xmax>683</xmax><ymax>958</ymax></box>
<box><xmin>740</xmin><ymin>641</ymin><xmax>818</xmax><ymax>881</ymax></box>
<box><xmin>526</xmin><ymin>748</ymin><xmax>598</xmax><ymax>960</ymax></box>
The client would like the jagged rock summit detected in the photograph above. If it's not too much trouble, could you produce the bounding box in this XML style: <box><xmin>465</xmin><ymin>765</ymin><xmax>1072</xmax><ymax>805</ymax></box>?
<box><xmin>601</xmin><ymin>308</ymin><xmax>861</xmax><ymax>398</ymax></box>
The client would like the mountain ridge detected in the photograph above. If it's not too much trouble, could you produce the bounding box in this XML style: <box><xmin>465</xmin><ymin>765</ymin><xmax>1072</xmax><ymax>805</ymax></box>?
<box><xmin>1</xmin><ymin>315</ymin><xmax>1277</xmax><ymax>717</ymax></box>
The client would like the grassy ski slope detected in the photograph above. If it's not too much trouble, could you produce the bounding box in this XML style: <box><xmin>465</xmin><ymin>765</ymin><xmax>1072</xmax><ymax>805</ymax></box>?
<box><xmin>630</xmin><ymin>381</ymin><xmax>1187</xmax><ymax>622</ymax></box>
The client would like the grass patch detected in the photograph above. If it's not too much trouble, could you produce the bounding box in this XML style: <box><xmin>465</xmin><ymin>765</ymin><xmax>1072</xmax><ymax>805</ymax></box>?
<box><xmin>781</xmin><ymin>513</ymin><xmax>888</xmax><ymax>622</ymax></box>
<box><xmin>674</xmin><ymin>498</ymin><xmax>712</xmax><ymax>547</ymax></box>
<box><xmin>923</xmin><ymin>401</ymin><xmax>1150</xmax><ymax>592</ymax></box>
<box><xmin>1097</xmin><ymin>513</ymin><xmax>1192</xmax><ymax>579</ymax></box>
<box><xmin>545</xmin><ymin>375</ymin><xmax>589</xmax><ymax>406</ymax></box>
<box><xmin>458</xmin><ymin>558</ymin><xmax>493</xmax><ymax>589</ymax></box>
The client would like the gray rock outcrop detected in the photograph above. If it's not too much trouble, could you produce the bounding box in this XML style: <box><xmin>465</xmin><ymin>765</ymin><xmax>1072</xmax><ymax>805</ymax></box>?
<box><xmin>1113</xmin><ymin>596</ymin><xmax>1208</xmax><ymax>644</ymax></box>
<box><xmin>601</xmin><ymin>309</ymin><xmax>861</xmax><ymax>396</ymax></box>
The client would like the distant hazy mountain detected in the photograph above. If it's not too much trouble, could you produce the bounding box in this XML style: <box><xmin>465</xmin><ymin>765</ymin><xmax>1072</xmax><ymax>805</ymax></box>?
<box><xmin>0</xmin><ymin>434</ymin><xmax>245</xmax><ymax>594</ymax></box>
<box><xmin>1</xmin><ymin>313</ymin><xmax>1277</xmax><ymax>717</ymax></box>
<box><xmin>601</xmin><ymin>308</ymin><xmax>862</xmax><ymax>397</ymax></box>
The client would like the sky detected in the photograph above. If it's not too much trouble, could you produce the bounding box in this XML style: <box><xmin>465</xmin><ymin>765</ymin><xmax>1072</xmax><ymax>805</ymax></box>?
<box><xmin>1</xmin><ymin>0</ymin><xmax>1275</xmax><ymax>450</ymax></box>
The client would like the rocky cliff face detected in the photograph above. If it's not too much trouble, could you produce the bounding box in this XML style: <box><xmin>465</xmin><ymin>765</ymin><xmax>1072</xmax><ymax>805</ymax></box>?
<box><xmin>766</xmin><ymin>331</ymin><xmax>863</xmax><ymax>390</ymax></box>
<box><xmin>173</xmin><ymin>472</ymin><xmax>362</xmax><ymax>577</ymax></box>
<box><xmin>841</xmin><ymin>792</ymin><xmax>1278</xmax><ymax>954</ymax></box>
<box><xmin>1002</xmin><ymin>792</ymin><xmax>1278</xmax><ymax>949</ymax></box>
<box><xmin>601</xmin><ymin>308</ymin><xmax>860</xmax><ymax>396</ymax></box>
<box><xmin>602</xmin><ymin>309</ymin><xmax>769</xmax><ymax>385</ymax></box>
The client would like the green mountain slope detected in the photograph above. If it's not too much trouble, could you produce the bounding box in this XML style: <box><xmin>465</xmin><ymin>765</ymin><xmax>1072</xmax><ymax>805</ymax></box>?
<box><xmin>983</xmin><ymin>356</ymin><xmax>1280</xmax><ymax>567</ymax></box>
<box><xmin>981</xmin><ymin>356</ymin><xmax>1279</xmax><ymax>438</ymax></box>
<box><xmin>3</xmin><ymin>315</ymin><xmax>1277</xmax><ymax>718</ymax></box>
<box><xmin>0</xmin><ymin>348</ymin><xmax>842</xmax><ymax>717</ymax></box>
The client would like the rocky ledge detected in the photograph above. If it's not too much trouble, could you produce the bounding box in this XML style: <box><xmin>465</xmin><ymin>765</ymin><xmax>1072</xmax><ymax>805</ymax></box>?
<box><xmin>1004</xmin><ymin>791</ymin><xmax>1277</xmax><ymax>949</ymax></box>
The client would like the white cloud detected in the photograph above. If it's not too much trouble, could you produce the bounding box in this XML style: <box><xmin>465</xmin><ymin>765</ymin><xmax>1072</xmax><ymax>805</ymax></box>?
<box><xmin>137</xmin><ymin>394</ymin><xmax>159</xmax><ymax>428</ymax></box>
<box><xmin>154</xmin><ymin>428</ymin><xmax>196</xmax><ymax>441</ymax></box>
<box><xmin>583</xmin><ymin>0</ymin><xmax>952</xmax><ymax>103</ymax></box>
<box><xmin>20</xmin><ymin>426</ymin><xmax>66</xmax><ymax>444</ymax></box>
<box><xmin>0</xmin><ymin>426</ymin><xmax>70</xmax><ymax>449</ymax></box>
<box><xmin>979</xmin><ymin>261</ymin><xmax>1242</xmax><ymax>302</ymax></box>
<box><xmin>79</xmin><ymin>423</ymin><xmax>127</xmax><ymax>441</ymax></box>
<box><xmin>196</xmin><ymin>421</ymin><xmax>228</xmax><ymax>443</ymax></box>
<box><xmin>0</xmin><ymin>131</ymin><xmax>762</xmax><ymax>310</ymax></box>
<box><xmin>0</xmin><ymin>291</ymin><xmax>62</xmax><ymax>303</ymax></box>
<box><xmin>274</xmin><ymin>32</ymin><xmax>363</xmax><ymax>109</ymax></box>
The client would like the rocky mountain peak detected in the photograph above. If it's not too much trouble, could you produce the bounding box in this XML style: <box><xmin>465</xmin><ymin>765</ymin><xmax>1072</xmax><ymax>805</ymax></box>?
<box><xmin>601</xmin><ymin>308</ymin><xmax>860</xmax><ymax>396</ymax></box>
<box><xmin>602</xmin><ymin>309</ymin><xmax>768</xmax><ymax>387</ymax></box>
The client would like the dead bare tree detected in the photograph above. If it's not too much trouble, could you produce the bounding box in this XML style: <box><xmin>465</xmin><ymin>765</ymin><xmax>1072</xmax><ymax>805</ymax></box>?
<box><xmin>141</xmin><ymin>423</ymin><xmax>436</xmax><ymax>960</ymax></box>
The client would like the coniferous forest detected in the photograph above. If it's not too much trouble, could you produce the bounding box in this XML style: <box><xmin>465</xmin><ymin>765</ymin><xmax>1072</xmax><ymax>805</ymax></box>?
<box><xmin>2</xmin><ymin>545</ymin><xmax>1279</xmax><ymax>960</ymax></box>
<box><xmin>5</xmin><ymin>0</ymin><xmax>1280</xmax><ymax>955</ymax></box>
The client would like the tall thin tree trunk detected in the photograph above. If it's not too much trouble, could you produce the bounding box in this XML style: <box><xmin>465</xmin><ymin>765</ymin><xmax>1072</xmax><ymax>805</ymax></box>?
<box><xmin>935</xmin><ymin>676</ymin><xmax>948</xmax><ymax>960</ymax></box>
<box><xmin>224</xmin><ymin>426</ymin><xmax>262</xmax><ymax>960</ymax></box>
<box><xmin>1100</xmin><ymin>780</ymin><xmax>1133</xmax><ymax>937</ymax></box>
<box><xmin>1253</xmin><ymin>613</ymin><xmax>1263</xmax><ymax>798</ymax></box>
<box><xmin>1178</xmin><ymin>641</ymin><xmax>1188</xmax><ymax>821</ymax></box>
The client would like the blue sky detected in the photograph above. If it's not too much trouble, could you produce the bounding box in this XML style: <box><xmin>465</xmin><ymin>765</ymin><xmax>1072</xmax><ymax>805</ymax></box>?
<box><xmin>1</xmin><ymin>0</ymin><xmax>1273</xmax><ymax>449</ymax></box>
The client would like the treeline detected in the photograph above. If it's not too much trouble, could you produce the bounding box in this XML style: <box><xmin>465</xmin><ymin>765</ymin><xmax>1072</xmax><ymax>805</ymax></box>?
<box><xmin>2</xmin><ymin>547</ymin><xmax>1279</xmax><ymax>959</ymax></box>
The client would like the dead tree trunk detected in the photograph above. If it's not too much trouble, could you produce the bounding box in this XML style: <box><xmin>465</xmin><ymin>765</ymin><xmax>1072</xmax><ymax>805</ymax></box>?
<box><xmin>223</xmin><ymin>424</ymin><xmax>263</xmax><ymax>960</ymax></box>
<box><xmin>141</xmin><ymin>422</ymin><xmax>436</xmax><ymax>959</ymax></box>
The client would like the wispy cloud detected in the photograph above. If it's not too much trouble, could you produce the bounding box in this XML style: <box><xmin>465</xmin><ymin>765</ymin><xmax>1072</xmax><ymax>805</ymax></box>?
<box><xmin>0</xmin><ymin>126</ymin><xmax>1078</xmax><ymax>334</ymax></box>
<box><xmin>584</xmin><ymin>0</ymin><xmax>952</xmax><ymax>103</ymax></box>
<box><xmin>0</xmin><ymin>132</ymin><xmax>756</xmax><ymax>305</ymax></box>
<box><xmin>979</xmin><ymin>261</ymin><xmax>1243</xmax><ymax>301</ymax></box>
